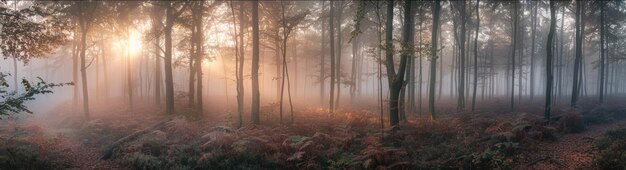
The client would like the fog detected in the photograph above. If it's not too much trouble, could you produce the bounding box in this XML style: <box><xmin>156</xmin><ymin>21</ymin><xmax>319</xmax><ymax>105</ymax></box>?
<box><xmin>1</xmin><ymin>0</ymin><xmax>626</xmax><ymax>169</ymax></box>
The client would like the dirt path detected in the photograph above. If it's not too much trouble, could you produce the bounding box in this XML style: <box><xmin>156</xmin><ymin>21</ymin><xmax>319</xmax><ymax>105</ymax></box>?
<box><xmin>515</xmin><ymin>119</ymin><xmax>626</xmax><ymax>169</ymax></box>
<box><xmin>53</xmin><ymin>134</ymin><xmax>125</xmax><ymax>170</ymax></box>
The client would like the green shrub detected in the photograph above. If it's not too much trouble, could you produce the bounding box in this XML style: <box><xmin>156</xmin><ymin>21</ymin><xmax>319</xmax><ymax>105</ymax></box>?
<box><xmin>595</xmin><ymin>128</ymin><xmax>626</xmax><ymax>169</ymax></box>
<box><xmin>0</xmin><ymin>142</ymin><xmax>68</xmax><ymax>169</ymax></box>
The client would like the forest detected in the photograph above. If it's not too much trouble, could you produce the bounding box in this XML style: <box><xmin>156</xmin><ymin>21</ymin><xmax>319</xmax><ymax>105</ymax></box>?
<box><xmin>1</xmin><ymin>0</ymin><xmax>626</xmax><ymax>169</ymax></box>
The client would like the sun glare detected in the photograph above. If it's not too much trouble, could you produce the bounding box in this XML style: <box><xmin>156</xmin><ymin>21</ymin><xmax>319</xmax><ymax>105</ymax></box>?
<box><xmin>128</xmin><ymin>30</ymin><xmax>142</xmax><ymax>55</ymax></box>
<box><xmin>113</xmin><ymin>29</ymin><xmax>143</xmax><ymax>56</ymax></box>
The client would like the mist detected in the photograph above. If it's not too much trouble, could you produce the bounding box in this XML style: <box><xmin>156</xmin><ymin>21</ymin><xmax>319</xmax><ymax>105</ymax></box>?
<box><xmin>1</xmin><ymin>0</ymin><xmax>626</xmax><ymax>169</ymax></box>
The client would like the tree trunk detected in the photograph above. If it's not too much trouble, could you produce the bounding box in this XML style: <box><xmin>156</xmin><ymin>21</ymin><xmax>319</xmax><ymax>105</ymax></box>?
<box><xmin>471</xmin><ymin>0</ymin><xmax>479</xmax><ymax>112</ymax></box>
<box><xmin>571</xmin><ymin>0</ymin><xmax>583</xmax><ymax>108</ymax></box>
<box><xmin>127</xmin><ymin>33</ymin><xmax>134</xmax><ymax>112</ymax></box>
<box><xmin>388</xmin><ymin>0</ymin><xmax>413</xmax><ymax>128</ymax></box>
<box><xmin>335</xmin><ymin>2</ymin><xmax>343</xmax><ymax>109</ymax></box>
<box><xmin>510</xmin><ymin>2</ymin><xmax>518</xmax><ymax>112</ymax></box>
<box><xmin>320</xmin><ymin>1</ymin><xmax>326</xmax><ymax>105</ymax></box>
<box><xmin>429</xmin><ymin>0</ymin><xmax>441</xmax><ymax>120</ymax></box>
<box><xmin>530</xmin><ymin>0</ymin><xmax>538</xmax><ymax>100</ymax></box>
<box><xmin>545</xmin><ymin>0</ymin><xmax>556</xmax><ymax>121</ymax></box>
<box><xmin>152</xmin><ymin>5</ymin><xmax>162</xmax><ymax>105</ymax></box>
<box><xmin>164</xmin><ymin>4</ymin><xmax>175</xmax><ymax>114</ymax></box>
<box><xmin>599</xmin><ymin>1</ymin><xmax>605</xmax><ymax>103</ymax></box>
<box><xmin>80</xmin><ymin>23</ymin><xmax>90</xmax><ymax>119</ymax></box>
<box><xmin>457</xmin><ymin>1</ymin><xmax>467</xmax><ymax>111</ymax></box>
<box><xmin>251</xmin><ymin>0</ymin><xmax>260</xmax><ymax>124</ymax></box>
<box><xmin>195</xmin><ymin>1</ymin><xmax>204</xmax><ymax>115</ymax></box>
<box><xmin>329</xmin><ymin>1</ymin><xmax>336</xmax><ymax>113</ymax></box>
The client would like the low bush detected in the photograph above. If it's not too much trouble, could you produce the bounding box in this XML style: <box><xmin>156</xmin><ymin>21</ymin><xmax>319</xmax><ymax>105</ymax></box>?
<box><xmin>594</xmin><ymin>128</ymin><xmax>626</xmax><ymax>169</ymax></box>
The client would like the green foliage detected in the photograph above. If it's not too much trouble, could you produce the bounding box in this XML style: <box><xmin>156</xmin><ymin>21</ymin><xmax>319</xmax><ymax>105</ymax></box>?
<box><xmin>595</xmin><ymin>128</ymin><xmax>626</xmax><ymax>169</ymax></box>
<box><xmin>0</xmin><ymin>73</ymin><xmax>72</xmax><ymax>117</ymax></box>
<box><xmin>0</xmin><ymin>127</ymin><xmax>69</xmax><ymax>169</ymax></box>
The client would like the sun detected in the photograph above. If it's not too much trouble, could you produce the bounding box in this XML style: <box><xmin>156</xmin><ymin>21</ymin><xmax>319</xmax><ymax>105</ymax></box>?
<box><xmin>127</xmin><ymin>30</ymin><xmax>142</xmax><ymax>55</ymax></box>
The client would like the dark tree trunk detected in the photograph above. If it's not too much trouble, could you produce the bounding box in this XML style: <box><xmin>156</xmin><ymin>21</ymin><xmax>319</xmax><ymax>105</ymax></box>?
<box><xmin>471</xmin><ymin>0</ymin><xmax>479</xmax><ymax>112</ymax></box>
<box><xmin>429</xmin><ymin>0</ymin><xmax>441</xmax><ymax>120</ymax></box>
<box><xmin>545</xmin><ymin>0</ymin><xmax>556</xmax><ymax>121</ymax></box>
<box><xmin>530</xmin><ymin>0</ymin><xmax>538</xmax><ymax>100</ymax></box>
<box><xmin>329</xmin><ymin>1</ymin><xmax>336</xmax><ymax>112</ymax></box>
<box><xmin>571</xmin><ymin>0</ymin><xmax>583</xmax><ymax>108</ymax></box>
<box><xmin>599</xmin><ymin>1</ymin><xmax>606</xmax><ymax>103</ymax></box>
<box><xmin>79</xmin><ymin>21</ymin><xmax>90</xmax><ymax>119</ymax></box>
<box><xmin>195</xmin><ymin>1</ymin><xmax>204</xmax><ymax>115</ymax></box>
<box><xmin>164</xmin><ymin>3</ymin><xmax>175</xmax><ymax>114</ymax></box>
<box><xmin>251</xmin><ymin>0</ymin><xmax>260</xmax><ymax>124</ymax></box>
<box><xmin>510</xmin><ymin>1</ymin><xmax>518</xmax><ymax>112</ymax></box>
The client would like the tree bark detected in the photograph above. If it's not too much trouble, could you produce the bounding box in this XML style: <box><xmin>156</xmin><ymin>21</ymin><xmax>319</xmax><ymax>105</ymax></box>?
<box><xmin>471</xmin><ymin>0</ymin><xmax>479</xmax><ymax>112</ymax></box>
<box><xmin>429</xmin><ymin>0</ymin><xmax>441</xmax><ymax>120</ymax></box>
<box><xmin>545</xmin><ymin>0</ymin><xmax>556</xmax><ymax>121</ymax></box>
<box><xmin>510</xmin><ymin>1</ymin><xmax>518</xmax><ymax>112</ymax></box>
<box><xmin>251</xmin><ymin>0</ymin><xmax>261</xmax><ymax>124</ymax></box>
<box><xmin>571</xmin><ymin>0</ymin><xmax>583</xmax><ymax>108</ymax></box>
<box><xmin>329</xmin><ymin>1</ymin><xmax>336</xmax><ymax>113</ymax></box>
<box><xmin>164</xmin><ymin>3</ymin><xmax>175</xmax><ymax>114</ymax></box>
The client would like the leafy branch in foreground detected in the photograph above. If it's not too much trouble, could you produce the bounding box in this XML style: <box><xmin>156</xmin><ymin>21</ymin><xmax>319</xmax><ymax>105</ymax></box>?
<box><xmin>0</xmin><ymin>72</ymin><xmax>72</xmax><ymax>116</ymax></box>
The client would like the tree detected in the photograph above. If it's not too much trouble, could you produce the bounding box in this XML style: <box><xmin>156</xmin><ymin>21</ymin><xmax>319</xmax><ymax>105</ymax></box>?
<box><xmin>529</xmin><ymin>0</ymin><xmax>538</xmax><ymax>100</ymax></box>
<box><xmin>510</xmin><ymin>1</ymin><xmax>518</xmax><ymax>112</ymax></box>
<box><xmin>452</xmin><ymin>1</ymin><xmax>467</xmax><ymax>111</ymax></box>
<box><xmin>571</xmin><ymin>0</ymin><xmax>583</xmax><ymax>108</ymax></box>
<box><xmin>162</xmin><ymin>2</ymin><xmax>186</xmax><ymax>114</ymax></box>
<box><xmin>599</xmin><ymin>1</ymin><xmax>606</xmax><ymax>103</ymax></box>
<box><xmin>231</xmin><ymin>0</ymin><xmax>245</xmax><ymax>127</ymax></box>
<box><xmin>471</xmin><ymin>0</ymin><xmax>479</xmax><ymax>112</ymax></box>
<box><xmin>429</xmin><ymin>0</ymin><xmax>441</xmax><ymax>120</ymax></box>
<box><xmin>151</xmin><ymin>3</ymin><xmax>163</xmax><ymax>105</ymax></box>
<box><xmin>545</xmin><ymin>0</ymin><xmax>556</xmax><ymax>121</ymax></box>
<box><xmin>251</xmin><ymin>0</ymin><xmax>261</xmax><ymax>124</ymax></box>
<box><xmin>329</xmin><ymin>0</ymin><xmax>336</xmax><ymax>113</ymax></box>
<box><xmin>193</xmin><ymin>1</ymin><xmax>206</xmax><ymax>114</ymax></box>
<box><xmin>278</xmin><ymin>1</ymin><xmax>308</xmax><ymax>123</ymax></box>
<box><xmin>77</xmin><ymin>2</ymin><xmax>99</xmax><ymax>119</ymax></box>
<box><xmin>387</xmin><ymin>0</ymin><xmax>413</xmax><ymax>128</ymax></box>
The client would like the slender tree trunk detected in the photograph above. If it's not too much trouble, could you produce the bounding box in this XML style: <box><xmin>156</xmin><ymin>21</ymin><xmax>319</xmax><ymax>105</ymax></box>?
<box><xmin>320</xmin><ymin>1</ymin><xmax>326</xmax><ymax>105</ymax></box>
<box><xmin>232</xmin><ymin>1</ymin><xmax>244</xmax><ymax>127</ymax></box>
<box><xmin>127</xmin><ymin>33</ymin><xmax>134</xmax><ymax>112</ymax></box>
<box><xmin>558</xmin><ymin>5</ymin><xmax>564</xmax><ymax>102</ymax></box>
<box><xmin>545</xmin><ymin>0</ymin><xmax>556</xmax><ymax>121</ymax></box>
<box><xmin>388</xmin><ymin>0</ymin><xmax>413</xmax><ymax>128</ymax></box>
<box><xmin>164</xmin><ymin>4</ymin><xmax>175</xmax><ymax>114</ymax></box>
<box><xmin>510</xmin><ymin>1</ymin><xmax>518</xmax><ymax>112</ymax></box>
<box><xmin>251</xmin><ymin>0</ymin><xmax>260</xmax><ymax>124</ymax></box>
<box><xmin>571</xmin><ymin>0</ymin><xmax>583</xmax><ymax>108</ymax></box>
<box><xmin>79</xmin><ymin>24</ymin><xmax>90</xmax><ymax>119</ymax></box>
<box><xmin>599</xmin><ymin>1</ymin><xmax>605</xmax><ymax>103</ymax></box>
<box><xmin>335</xmin><ymin>2</ymin><xmax>343</xmax><ymax>108</ymax></box>
<box><xmin>429</xmin><ymin>0</ymin><xmax>441</xmax><ymax>120</ymax></box>
<box><xmin>329</xmin><ymin>1</ymin><xmax>336</xmax><ymax>113</ymax></box>
<box><xmin>530</xmin><ymin>0</ymin><xmax>538</xmax><ymax>100</ymax></box>
<box><xmin>195</xmin><ymin>1</ymin><xmax>204</xmax><ymax>115</ymax></box>
<box><xmin>457</xmin><ymin>1</ymin><xmax>467</xmax><ymax>111</ymax></box>
<box><xmin>73</xmin><ymin>29</ymin><xmax>79</xmax><ymax>107</ymax></box>
<box><xmin>152</xmin><ymin>6</ymin><xmax>162</xmax><ymax>105</ymax></box>
<box><xmin>188</xmin><ymin>29</ymin><xmax>196</xmax><ymax>108</ymax></box>
<box><xmin>471</xmin><ymin>0</ymin><xmax>479</xmax><ymax>112</ymax></box>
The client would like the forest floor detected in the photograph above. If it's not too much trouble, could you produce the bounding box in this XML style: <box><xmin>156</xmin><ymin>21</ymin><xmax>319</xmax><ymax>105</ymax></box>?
<box><xmin>515</xmin><ymin>118</ymin><xmax>626</xmax><ymax>169</ymax></box>
<box><xmin>1</xmin><ymin>98</ymin><xmax>625</xmax><ymax>169</ymax></box>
